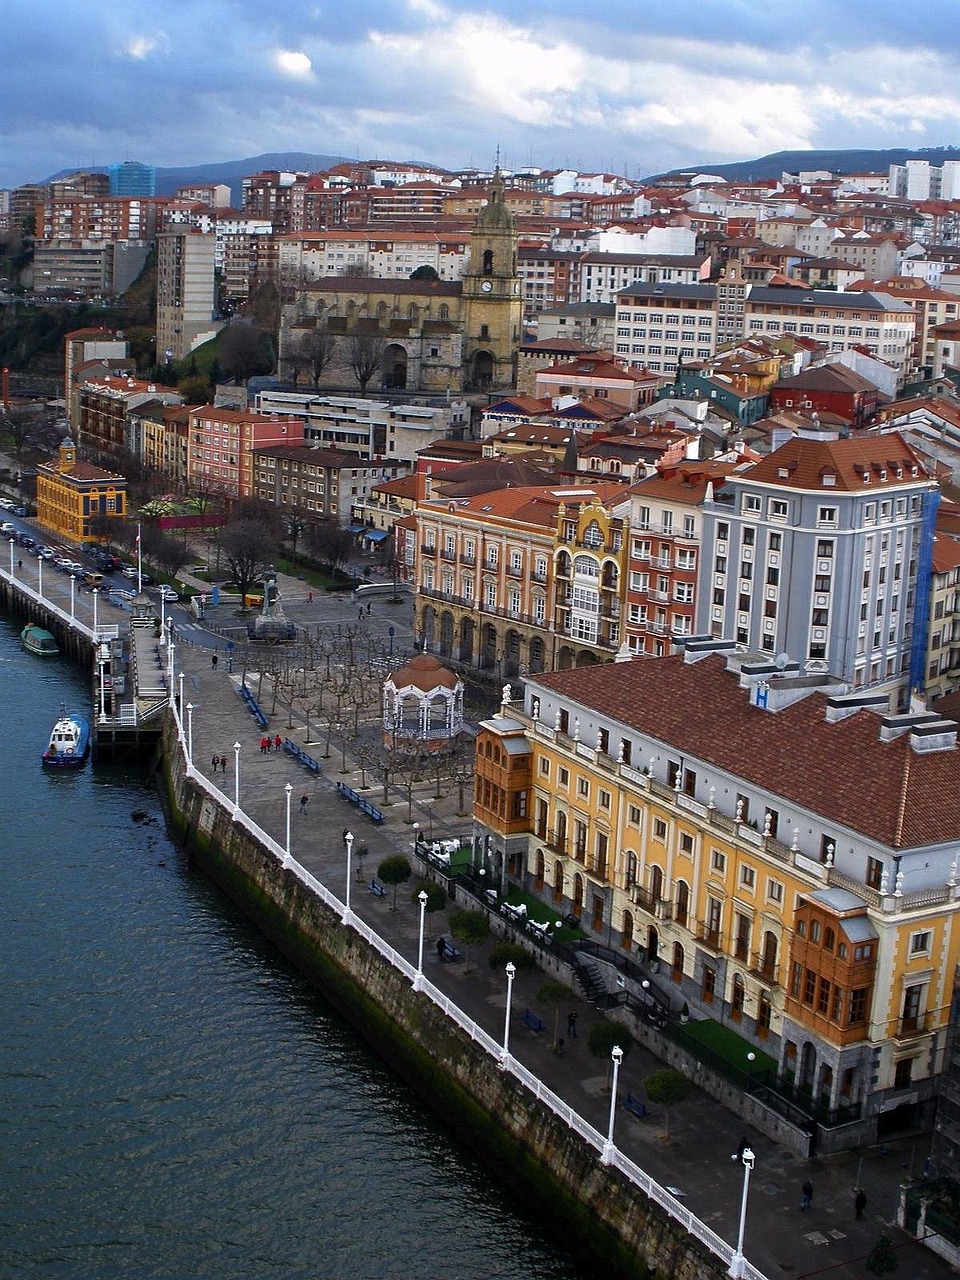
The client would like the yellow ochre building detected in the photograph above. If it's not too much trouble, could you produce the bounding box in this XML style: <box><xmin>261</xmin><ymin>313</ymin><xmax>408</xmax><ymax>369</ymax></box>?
<box><xmin>36</xmin><ymin>436</ymin><xmax>127</xmax><ymax>543</ymax></box>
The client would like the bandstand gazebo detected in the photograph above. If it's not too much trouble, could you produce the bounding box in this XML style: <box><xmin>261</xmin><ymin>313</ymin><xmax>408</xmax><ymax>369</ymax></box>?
<box><xmin>382</xmin><ymin>653</ymin><xmax>464</xmax><ymax>753</ymax></box>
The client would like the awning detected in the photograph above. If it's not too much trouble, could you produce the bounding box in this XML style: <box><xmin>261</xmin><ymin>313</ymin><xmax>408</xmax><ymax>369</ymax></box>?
<box><xmin>348</xmin><ymin>523</ymin><xmax>367</xmax><ymax>534</ymax></box>
<box><xmin>362</xmin><ymin>529</ymin><xmax>391</xmax><ymax>542</ymax></box>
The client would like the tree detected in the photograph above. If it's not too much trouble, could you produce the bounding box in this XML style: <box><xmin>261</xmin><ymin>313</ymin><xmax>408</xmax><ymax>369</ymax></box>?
<box><xmin>488</xmin><ymin>943</ymin><xmax>535</xmax><ymax>972</ymax></box>
<box><xmin>220</xmin><ymin>518</ymin><xmax>275</xmax><ymax>600</ymax></box>
<box><xmin>0</xmin><ymin>404</ymin><xmax>61</xmax><ymax>458</ymax></box>
<box><xmin>141</xmin><ymin>526</ymin><xmax>190</xmax><ymax>578</ymax></box>
<box><xmin>177</xmin><ymin>374</ymin><xmax>212</xmax><ymax>405</ymax></box>
<box><xmin>300</xmin><ymin>327</ymin><xmax>336</xmax><ymax>386</ymax></box>
<box><xmin>410</xmin><ymin>264</ymin><xmax>440</xmax><ymax>281</ymax></box>
<box><xmin>412</xmin><ymin>880</ymin><xmax>446</xmax><ymax>939</ymax></box>
<box><xmin>377</xmin><ymin>854</ymin><xmax>412</xmax><ymax>910</ymax></box>
<box><xmin>219</xmin><ymin>323</ymin><xmax>275</xmax><ymax>382</ymax></box>
<box><xmin>643</xmin><ymin>1068</ymin><xmax>690</xmax><ymax>1140</ymax></box>
<box><xmin>588</xmin><ymin>1020</ymin><xmax>633</xmax><ymax>1090</ymax></box>
<box><xmin>448</xmin><ymin>908</ymin><xmax>489</xmax><ymax>972</ymax></box>
<box><xmin>865</xmin><ymin>1232</ymin><xmax>898</xmax><ymax>1275</ymax></box>
<box><xmin>307</xmin><ymin>519</ymin><xmax>354</xmax><ymax>575</ymax></box>
<box><xmin>339</xmin><ymin>261</ymin><xmax>371</xmax><ymax>277</ymax></box>
<box><xmin>345</xmin><ymin>332</ymin><xmax>385</xmax><ymax>394</ymax></box>
<box><xmin>538</xmin><ymin>979</ymin><xmax>573</xmax><ymax>1052</ymax></box>
<box><xmin>283</xmin><ymin>334</ymin><xmax>310</xmax><ymax>387</ymax></box>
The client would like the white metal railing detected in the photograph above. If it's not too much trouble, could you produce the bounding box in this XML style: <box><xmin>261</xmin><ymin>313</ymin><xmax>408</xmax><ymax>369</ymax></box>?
<box><xmin>0</xmin><ymin>566</ymin><xmax>97</xmax><ymax>642</ymax></box>
<box><xmin>167</xmin><ymin>692</ymin><xmax>769</xmax><ymax>1280</ymax></box>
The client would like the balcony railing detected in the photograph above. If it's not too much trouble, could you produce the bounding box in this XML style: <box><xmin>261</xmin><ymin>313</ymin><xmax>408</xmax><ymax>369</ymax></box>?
<box><xmin>696</xmin><ymin>921</ymin><xmax>723</xmax><ymax>951</ymax></box>
<box><xmin>749</xmin><ymin>955</ymin><xmax>780</xmax><ymax>985</ymax></box>
<box><xmin>896</xmin><ymin>1012</ymin><xmax>931</xmax><ymax>1039</ymax></box>
<box><xmin>734</xmin><ymin>938</ymin><xmax>750</xmax><ymax>963</ymax></box>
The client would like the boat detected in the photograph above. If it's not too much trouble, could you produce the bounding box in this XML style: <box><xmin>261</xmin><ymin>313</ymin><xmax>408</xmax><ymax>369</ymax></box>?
<box><xmin>21</xmin><ymin>624</ymin><xmax>59</xmax><ymax>657</ymax></box>
<box><xmin>41</xmin><ymin>707</ymin><xmax>91</xmax><ymax>768</ymax></box>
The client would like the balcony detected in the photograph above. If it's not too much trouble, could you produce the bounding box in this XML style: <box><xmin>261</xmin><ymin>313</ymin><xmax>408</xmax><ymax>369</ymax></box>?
<box><xmin>749</xmin><ymin>955</ymin><xmax>780</xmax><ymax>985</ymax></box>
<box><xmin>734</xmin><ymin>938</ymin><xmax>750</xmax><ymax>963</ymax></box>
<box><xmin>896</xmin><ymin>1012</ymin><xmax>931</xmax><ymax>1039</ymax></box>
<box><xmin>633</xmin><ymin>885</ymin><xmax>660</xmax><ymax>914</ymax></box>
<box><xmin>421</xmin><ymin>543</ymin><xmax>437</xmax><ymax>556</ymax></box>
<box><xmin>696</xmin><ymin>921</ymin><xmax>723</xmax><ymax>951</ymax></box>
<box><xmin>544</xmin><ymin>829</ymin><xmax>567</xmax><ymax>855</ymax></box>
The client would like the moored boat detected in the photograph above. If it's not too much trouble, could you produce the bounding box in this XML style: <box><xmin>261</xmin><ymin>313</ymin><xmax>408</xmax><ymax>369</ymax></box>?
<box><xmin>42</xmin><ymin>707</ymin><xmax>90</xmax><ymax>768</ymax></box>
<box><xmin>21</xmin><ymin>624</ymin><xmax>59</xmax><ymax>657</ymax></box>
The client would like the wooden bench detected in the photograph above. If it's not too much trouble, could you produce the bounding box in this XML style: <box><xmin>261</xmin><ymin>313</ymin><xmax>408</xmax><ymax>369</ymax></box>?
<box><xmin>438</xmin><ymin>939</ymin><xmax>461</xmax><ymax>962</ymax></box>
<box><xmin>368</xmin><ymin>879</ymin><xmax>387</xmax><ymax>898</ymax></box>
<box><xmin>623</xmin><ymin>1092</ymin><xmax>651</xmax><ymax>1120</ymax></box>
<box><xmin>521</xmin><ymin>1009</ymin><xmax>545</xmax><ymax>1034</ymax></box>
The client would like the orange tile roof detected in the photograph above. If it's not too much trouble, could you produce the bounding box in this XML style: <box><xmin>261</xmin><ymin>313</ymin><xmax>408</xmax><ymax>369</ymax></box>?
<box><xmin>532</xmin><ymin>654</ymin><xmax>960</xmax><ymax>849</ymax></box>
<box><xmin>744</xmin><ymin>433</ymin><xmax>927</xmax><ymax>492</ymax></box>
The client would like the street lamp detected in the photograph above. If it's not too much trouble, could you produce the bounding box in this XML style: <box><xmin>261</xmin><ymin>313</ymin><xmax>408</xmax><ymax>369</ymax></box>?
<box><xmin>745</xmin><ymin>1051</ymin><xmax>756</xmax><ymax>1091</ymax></box>
<box><xmin>728</xmin><ymin>1145</ymin><xmax>756</xmax><ymax>1279</ymax></box>
<box><xmin>186</xmin><ymin>702</ymin><xmax>194</xmax><ymax>764</ymax></box>
<box><xmin>343</xmin><ymin>831</ymin><xmax>354</xmax><ymax>925</ymax></box>
<box><xmin>233</xmin><ymin>741</ymin><xmax>241</xmax><ymax>813</ymax></box>
<box><xmin>8</xmin><ymin>537</ymin><xmax>14</xmax><ymax>574</ymax></box>
<box><xmin>415</xmin><ymin>889</ymin><xmax>429</xmax><ymax>990</ymax></box>
<box><xmin>412</xmin><ymin>821</ymin><xmax>420</xmax><ymax>852</ymax></box>
<box><xmin>69</xmin><ymin>573</ymin><xmax>76</xmax><ymax>620</ymax></box>
<box><xmin>37</xmin><ymin>553</ymin><xmax>43</xmax><ymax>598</ymax></box>
<box><xmin>284</xmin><ymin>782</ymin><xmax>293</xmax><ymax>862</ymax></box>
<box><xmin>500</xmin><ymin>961</ymin><xmax>517</xmax><ymax>1069</ymax></box>
<box><xmin>178</xmin><ymin>670</ymin><xmax>184</xmax><ymax>712</ymax></box>
<box><xmin>168</xmin><ymin>637</ymin><xmax>176</xmax><ymax>684</ymax></box>
<box><xmin>92</xmin><ymin>587</ymin><xmax>99</xmax><ymax>634</ymax></box>
<box><xmin>602</xmin><ymin>1045</ymin><xmax>625</xmax><ymax>1164</ymax></box>
<box><xmin>160</xmin><ymin>590</ymin><xmax>166</xmax><ymax>642</ymax></box>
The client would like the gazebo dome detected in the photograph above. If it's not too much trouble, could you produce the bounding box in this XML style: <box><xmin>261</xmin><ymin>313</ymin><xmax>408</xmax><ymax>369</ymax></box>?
<box><xmin>383</xmin><ymin>654</ymin><xmax>464</xmax><ymax>752</ymax></box>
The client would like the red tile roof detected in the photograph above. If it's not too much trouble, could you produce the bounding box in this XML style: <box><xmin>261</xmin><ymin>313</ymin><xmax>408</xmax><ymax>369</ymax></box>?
<box><xmin>532</xmin><ymin>654</ymin><xmax>960</xmax><ymax>849</ymax></box>
<box><xmin>744</xmin><ymin>433</ymin><xmax>927</xmax><ymax>491</ymax></box>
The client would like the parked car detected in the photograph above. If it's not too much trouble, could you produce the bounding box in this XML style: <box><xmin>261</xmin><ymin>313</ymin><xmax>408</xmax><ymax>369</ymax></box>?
<box><xmin>157</xmin><ymin>585</ymin><xmax>179</xmax><ymax>602</ymax></box>
<box><xmin>0</xmin><ymin>522</ymin><xmax>14</xmax><ymax>534</ymax></box>
<box><xmin>18</xmin><ymin>534</ymin><xmax>35</xmax><ymax>549</ymax></box>
<box><xmin>12</xmin><ymin>506</ymin><xmax>28</xmax><ymax>517</ymax></box>
<box><xmin>0</xmin><ymin>499</ymin><xmax>14</xmax><ymax>511</ymax></box>
<box><xmin>120</xmin><ymin>565</ymin><xmax>138</xmax><ymax>579</ymax></box>
<box><xmin>37</xmin><ymin>547</ymin><xmax>55</xmax><ymax>559</ymax></box>
<box><xmin>53</xmin><ymin>555</ymin><xmax>74</xmax><ymax>570</ymax></box>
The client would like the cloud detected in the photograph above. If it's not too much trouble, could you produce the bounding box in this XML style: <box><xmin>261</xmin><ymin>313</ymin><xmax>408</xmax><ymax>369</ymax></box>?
<box><xmin>2</xmin><ymin>0</ymin><xmax>960</xmax><ymax>188</ymax></box>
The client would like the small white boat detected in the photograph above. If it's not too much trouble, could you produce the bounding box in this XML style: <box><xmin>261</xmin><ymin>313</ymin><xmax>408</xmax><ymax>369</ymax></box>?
<box><xmin>21</xmin><ymin>624</ymin><xmax>59</xmax><ymax>657</ymax></box>
<box><xmin>42</xmin><ymin>707</ymin><xmax>91</xmax><ymax>768</ymax></box>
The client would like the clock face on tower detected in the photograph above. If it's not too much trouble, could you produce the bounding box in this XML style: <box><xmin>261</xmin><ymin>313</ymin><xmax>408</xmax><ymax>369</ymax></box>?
<box><xmin>480</xmin><ymin>279</ymin><xmax>493</xmax><ymax>292</ymax></box>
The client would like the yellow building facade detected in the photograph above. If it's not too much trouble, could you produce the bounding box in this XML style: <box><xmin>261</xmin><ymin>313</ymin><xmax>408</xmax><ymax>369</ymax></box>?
<box><xmin>35</xmin><ymin>437</ymin><xmax>127</xmax><ymax>543</ymax></box>
<box><xmin>474</xmin><ymin>642</ymin><xmax>960</xmax><ymax>1149</ymax></box>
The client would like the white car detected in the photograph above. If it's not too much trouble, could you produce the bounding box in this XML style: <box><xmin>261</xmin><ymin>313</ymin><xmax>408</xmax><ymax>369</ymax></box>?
<box><xmin>37</xmin><ymin>547</ymin><xmax>55</xmax><ymax>559</ymax></box>
<box><xmin>157</xmin><ymin>586</ymin><xmax>179</xmax><ymax>602</ymax></box>
<box><xmin>0</xmin><ymin>521</ymin><xmax>15</xmax><ymax>533</ymax></box>
<box><xmin>120</xmin><ymin>565</ymin><xmax>138</xmax><ymax>579</ymax></box>
<box><xmin>53</xmin><ymin>555</ymin><xmax>74</xmax><ymax>570</ymax></box>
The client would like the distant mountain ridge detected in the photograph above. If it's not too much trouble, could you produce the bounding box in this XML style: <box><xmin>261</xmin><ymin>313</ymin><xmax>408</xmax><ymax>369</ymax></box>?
<box><xmin>646</xmin><ymin>145</ymin><xmax>960</xmax><ymax>184</ymax></box>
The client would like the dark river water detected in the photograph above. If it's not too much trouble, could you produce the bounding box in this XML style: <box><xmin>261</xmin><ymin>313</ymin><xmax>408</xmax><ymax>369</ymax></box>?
<box><xmin>0</xmin><ymin>617</ymin><xmax>595</xmax><ymax>1279</ymax></box>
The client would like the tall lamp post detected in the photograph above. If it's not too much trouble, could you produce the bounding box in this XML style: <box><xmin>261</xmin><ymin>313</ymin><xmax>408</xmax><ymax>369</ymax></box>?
<box><xmin>186</xmin><ymin>702</ymin><xmax>194</xmax><ymax>765</ymax></box>
<box><xmin>500</xmin><ymin>961</ymin><xmax>517</xmax><ymax>1069</ymax></box>
<box><xmin>728</xmin><ymin>1145</ymin><xmax>756</xmax><ymax>1279</ymax></box>
<box><xmin>178</xmin><ymin>670</ymin><xmax>184</xmax><ymax>712</ymax></box>
<box><xmin>69</xmin><ymin>573</ymin><xmax>76</xmax><ymax>620</ymax></box>
<box><xmin>602</xmin><ymin>1045</ymin><xmax>625</xmax><ymax>1164</ymax></box>
<box><xmin>284</xmin><ymin>782</ymin><xmax>293</xmax><ymax>863</ymax></box>
<box><xmin>233</xmin><ymin>741</ymin><xmax>241</xmax><ymax>814</ymax></box>
<box><xmin>37</xmin><ymin>553</ymin><xmax>43</xmax><ymax>598</ymax></box>
<box><xmin>8</xmin><ymin>537</ymin><xmax>14</xmax><ymax>574</ymax></box>
<box><xmin>92</xmin><ymin>587</ymin><xmax>99</xmax><ymax>634</ymax></box>
<box><xmin>414</xmin><ymin>889</ymin><xmax>428</xmax><ymax>991</ymax></box>
<box><xmin>343</xmin><ymin>831</ymin><xmax>354</xmax><ymax>925</ymax></box>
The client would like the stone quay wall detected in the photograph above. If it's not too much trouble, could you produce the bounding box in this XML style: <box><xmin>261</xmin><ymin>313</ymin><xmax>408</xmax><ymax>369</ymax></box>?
<box><xmin>159</xmin><ymin>713</ymin><xmax>740</xmax><ymax>1280</ymax></box>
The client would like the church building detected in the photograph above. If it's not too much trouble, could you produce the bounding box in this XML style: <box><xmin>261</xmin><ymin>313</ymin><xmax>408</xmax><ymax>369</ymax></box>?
<box><xmin>280</xmin><ymin>173</ymin><xmax>523</xmax><ymax>396</ymax></box>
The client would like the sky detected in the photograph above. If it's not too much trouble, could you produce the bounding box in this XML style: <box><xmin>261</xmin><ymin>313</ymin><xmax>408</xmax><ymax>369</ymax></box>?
<box><xmin>4</xmin><ymin>0</ymin><xmax>960</xmax><ymax>189</ymax></box>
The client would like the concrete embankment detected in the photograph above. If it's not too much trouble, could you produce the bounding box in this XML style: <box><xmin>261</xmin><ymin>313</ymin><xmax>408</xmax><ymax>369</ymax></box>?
<box><xmin>159</xmin><ymin>713</ymin><xmax>731</xmax><ymax>1280</ymax></box>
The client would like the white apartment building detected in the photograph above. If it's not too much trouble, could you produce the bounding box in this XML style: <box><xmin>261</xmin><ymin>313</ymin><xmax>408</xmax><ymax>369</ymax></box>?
<box><xmin>277</xmin><ymin>230</ymin><xmax>470</xmax><ymax>283</ymax></box>
<box><xmin>889</xmin><ymin>160</ymin><xmax>960</xmax><ymax>202</ymax></box>
<box><xmin>155</xmin><ymin>227</ymin><xmax>217</xmax><ymax>362</ymax></box>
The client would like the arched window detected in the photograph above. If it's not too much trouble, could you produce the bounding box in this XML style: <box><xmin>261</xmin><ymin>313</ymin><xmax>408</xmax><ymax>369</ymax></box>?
<box><xmin>761</xmin><ymin>930</ymin><xmax>778</xmax><ymax>980</ymax></box>
<box><xmin>622</xmin><ymin>910</ymin><xmax>634</xmax><ymax>951</ymax></box>
<box><xmin>581</xmin><ymin>521</ymin><xmax>603</xmax><ymax>547</ymax></box>
<box><xmin>376</xmin><ymin>301</ymin><xmax>388</xmax><ymax>319</ymax></box>
<box><xmin>553</xmin><ymin>860</ymin><xmax>564</xmax><ymax>901</ymax></box>
<box><xmin>626</xmin><ymin>850</ymin><xmax>638</xmax><ymax>888</ymax></box>
<box><xmin>439</xmin><ymin>304</ymin><xmax>449</xmax><ymax>320</ymax></box>
<box><xmin>535</xmin><ymin>849</ymin><xmax>545</xmax><ymax>889</ymax></box>
<box><xmin>407</xmin><ymin>303</ymin><xmax>418</xmax><ymax>320</ymax></box>
<box><xmin>672</xmin><ymin>941</ymin><xmax>685</xmax><ymax>981</ymax></box>
<box><xmin>650</xmin><ymin>865</ymin><xmax>664</xmax><ymax>903</ymax></box>
<box><xmin>483</xmin><ymin>249</ymin><xmax>494</xmax><ymax>275</ymax></box>
<box><xmin>675</xmin><ymin>880</ymin><xmax>690</xmax><ymax>927</ymax></box>
<box><xmin>573</xmin><ymin>873</ymin><xmax>584</xmax><ymax>913</ymax></box>
<box><xmin>732</xmin><ymin>974</ymin><xmax>746</xmax><ymax>1020</ymax></box>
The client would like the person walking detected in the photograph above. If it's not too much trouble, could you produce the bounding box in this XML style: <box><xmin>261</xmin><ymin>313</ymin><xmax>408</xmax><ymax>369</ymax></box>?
<box><xmin>307</xmin><ymin>589</ymin><xmax>313</xmax><ymax>604</ymax></box>
<box><xmin>274</xmin><ymin>734</ymin><xmax>282</xmax><ymax>753</ymax></box>
<box><xmin>801</xmin><ymin>1179</ymin><xmax>814</xmax><ymax>1212</ymax></box>
<box><xmin>211</xmin><ymin>653</ymin><xmax>218</xmax><ymax>670</ymax></box>
<box><xmin>221</xmin><ymin>754</ymin><xmax>228</xmax><ymax>772</ymax></box>
<box><xmin>211</xmin><ymin>754</ymin><xmax>220</xmax><ymax>773</ymax></box>
<box><xmin>300</xmin><ymin>793</ymin><xmax>309</xmax><ymax>814</ymax></box>
<box><xmin>854</xmin><ymin>1187</ymin><xmax>867</xmax><ymax>1220</ymax></box>
<box><xmin>567</xmin><ymin>1010</ymin><xmax>578</xmax><ymax>1039</ymax></box>
<box><xmin>436</xmin><ymin>936</ymin><xmax>446</xmax><ymax>960</ymax></box>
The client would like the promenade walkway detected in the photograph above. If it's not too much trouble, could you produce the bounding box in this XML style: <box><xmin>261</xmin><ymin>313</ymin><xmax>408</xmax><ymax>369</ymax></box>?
<box><xmin>168</xmin><ymin>617</ymin><xmax>954</xmax><ymax>1280</ymax></box>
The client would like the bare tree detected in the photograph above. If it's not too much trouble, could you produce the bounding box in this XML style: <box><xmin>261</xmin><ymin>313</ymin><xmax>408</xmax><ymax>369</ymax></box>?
<box><xmin>307</xmin><ymin>519</ymin><xmax>354</xmax><ymax>575</ymax></box>
<box><xmin>0</xmin><ymin>405</ymin><xmax>61</xmax><ymax>458</ymax></box>
<box><xmin>345</xmin><ymin>332</ymin><xmax>385</xmax><ymax>394</ymax></box>
<box><xmin>300</xmin><ymin>327</ymin><xmax>336</xmax><ymax>386</ymax></box>
<box><xmin>221</xmin><ymin>518</ymin><xmax>275</xmax><ymax>598</ymax></box>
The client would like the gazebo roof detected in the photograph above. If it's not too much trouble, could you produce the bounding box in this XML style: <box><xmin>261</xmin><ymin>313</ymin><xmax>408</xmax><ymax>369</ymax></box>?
<box><xmin>387</xmin><ymin>653</ymin><xmax>461</xmax><ymax>694</ymax></box>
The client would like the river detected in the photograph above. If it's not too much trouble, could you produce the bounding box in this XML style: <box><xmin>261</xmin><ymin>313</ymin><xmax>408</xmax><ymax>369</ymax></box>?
<box><xmin>0</xmin><ymin>616</ymin><xmax>595</xmax><ymax>1279</ymax></box>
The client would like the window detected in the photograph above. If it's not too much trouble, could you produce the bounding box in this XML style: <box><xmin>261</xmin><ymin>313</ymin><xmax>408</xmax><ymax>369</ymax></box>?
<box><xmin>702</xmin><ymin>965</ymin><xmax>716</xmax><ymax>1003</ymax></box>
<box><xmin>598</xmin><ymin>789</ymin><xmax>611</xmax><ymax>810</ymax></box>
<box><xmin>910</xmin><ymin>931</ymin><xmax>932</xmax><ymax>957</ymax></box>
<box><xmin>766</xmin><ymin>878</ymin><xmax>783</xmax><ymax>904</ymax></box>
<box><xmin>894</xmin><ymin>1057</ymin><xmax>915</xmax><ymax>1089</ymax></box>
<box><xmin>866</xmin><ymin>857</ymin><xmax>883</xmax><ymax>890</ymax></box>
<box><xmin>710</xmin><ymin>848</ymin><xmax>726</xmax><ymax>874</ymax></box>
<box><xmin>679</xmin><ymin>832</ymin><xmax>694</xmax><ymax>855</ymax></box>
<box><xmin>557</xmin><ymin>767</ymin><xmax>569</xmax><ymax>786</ymax></box>
<box><xmin>850</xmin><ymin>988</ymin><xmax>867</xmax><ymax>1024</ymax></box>
<box><xmin>577</xmin><ymin>777</ymin><xmax>589</xmax><ymax>799</ymax></box>
<box><xmin>653</xmin><ymin>818</ymin><xmax>667</xmax><ymax>840</ymax></box>
<box><xmin>740</xmin><ymin>865</ymin><xmax>756</xmax><ymax>889</ymax></box>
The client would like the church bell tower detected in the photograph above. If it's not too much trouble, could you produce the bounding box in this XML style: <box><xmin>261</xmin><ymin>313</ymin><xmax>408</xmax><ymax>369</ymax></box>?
<box><xmin>461</xmin><ymin>171</ymin><xmax>522</xmax><ymax>392</ymax></box>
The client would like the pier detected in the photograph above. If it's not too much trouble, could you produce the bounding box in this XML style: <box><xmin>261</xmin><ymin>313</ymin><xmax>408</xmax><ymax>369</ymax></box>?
<box><xmin>0</xmin><ymin>554</ymin><xmax>167</xmax><ymax>761</ymax></box>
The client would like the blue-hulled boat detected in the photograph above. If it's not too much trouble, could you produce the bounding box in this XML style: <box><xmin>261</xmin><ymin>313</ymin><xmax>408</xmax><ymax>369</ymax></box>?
<box><xmin>42</xmin><ymin>707</ymin><xmax>90</xmax><ymax>768</ymax></box>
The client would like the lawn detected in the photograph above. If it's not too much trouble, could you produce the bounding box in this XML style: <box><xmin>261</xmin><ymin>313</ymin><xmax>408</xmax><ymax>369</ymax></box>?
<box><xmin>680</xmin><ymin>1019</ymin><xmax>776</xmax><ymax>1078</ymax></box>
<box><xmin>503</xmin><ymin>885</ymin><xmax>585</xmax><ymax>943</ymax></box>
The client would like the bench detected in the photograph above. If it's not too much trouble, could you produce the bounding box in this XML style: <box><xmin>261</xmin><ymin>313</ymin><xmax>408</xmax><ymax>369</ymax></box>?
<box><xmin>438</xmin><ymin>939</ymin><xmax>462</xmax><ymax>962</ymax></box>
<box><xmin>337</xmin><ymin>781</ymin><xmax>383</xmax><ymax>823</ymax></box>
<box><xmin>521</xmin><ymin>1009</ymin><xmax>545</xmax><ymax>1034</ymax></box>
<box><xmin>368</xmin><ymin>879</ymin><xmax>387</xmax><ymax>898</ymax></box>
<box><xmin>284</xmin><ymin>738</ymin><xmax>321</xmax><ymax>774</ymax></box>
<box><xmin>623</xmin><ymin>1092</ymin><xmax>651</xmax><ymax>1120</ymax></box>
